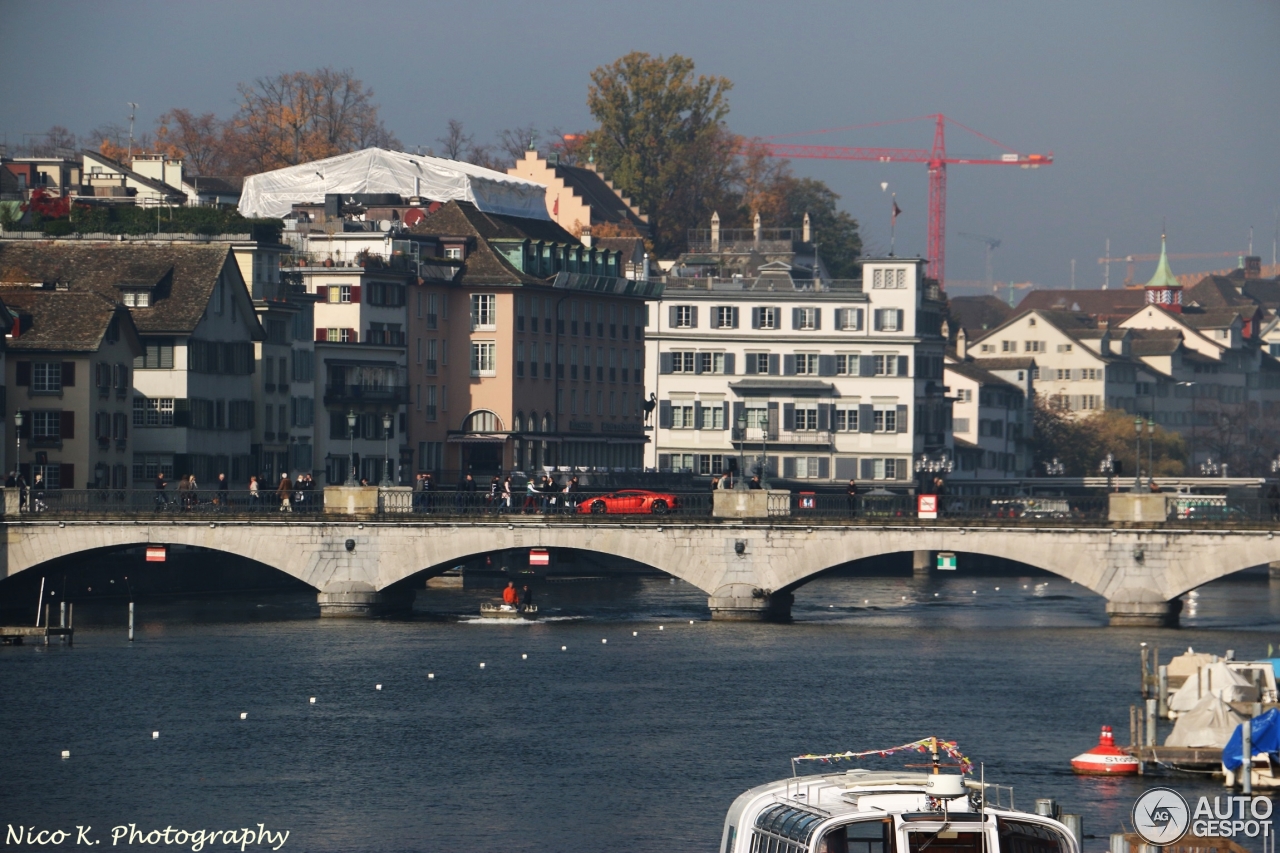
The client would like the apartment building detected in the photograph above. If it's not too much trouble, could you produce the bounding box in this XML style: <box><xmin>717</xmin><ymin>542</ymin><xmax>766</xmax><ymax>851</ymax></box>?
<box><xmin>406</xmin><ymin>200</ymin><xmax>656</xmax><ymax>479</ymax></box>
<box><xmin>645</xmin><ymin>258</ymin><xmax>950</xmax><ymax>484</ymax></box>
<box><xmin>944</xmin><ymin>356</ymin><xmax>1032</xmax><ymax>479</ymax></box>
<box><xmin>0</xmin><ymin>237</ymin><xmax>264</xmax><ymax>484</ymax></box>
<box><xmin>3</xmin><ymin>290</ymin><xmax>142</xmax><ymax>489</ymax></box>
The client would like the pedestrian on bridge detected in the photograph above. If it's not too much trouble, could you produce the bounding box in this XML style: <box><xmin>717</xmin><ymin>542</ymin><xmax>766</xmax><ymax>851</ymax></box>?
<box><xmin>278</xmin><ymin>472</ymin><xmax>294</xmax><ymax>512</ymax></box>
<box><xmin>847</xmin><ymin>479</ymin><xmax>858</xmax><ymax>518</ymax></box>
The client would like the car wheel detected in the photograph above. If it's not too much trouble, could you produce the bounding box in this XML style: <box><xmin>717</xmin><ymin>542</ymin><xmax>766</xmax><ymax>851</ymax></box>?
<box><xmin>590</xmin><ymin>501</ymin><xmax>607</xmax><ymax>514</ymax></box>
<box><xmin>651</xmin><ymin>500</ymin><xmax>669</xmax><ymax>515</ymax></box>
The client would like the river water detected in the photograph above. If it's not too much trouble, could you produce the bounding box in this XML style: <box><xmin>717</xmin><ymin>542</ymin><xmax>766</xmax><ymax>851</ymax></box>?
<box><xmin>3</xmin><ymin>565</ymin><xmax>1279</xmax><ymax>852</ymax></box>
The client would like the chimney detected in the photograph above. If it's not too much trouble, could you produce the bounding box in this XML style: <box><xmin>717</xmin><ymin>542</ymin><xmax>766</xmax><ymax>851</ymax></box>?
<box><xmin>710</xmin><ymin>211</ymin><xmax>720</xmax><ymax>252</ymax></box>
<box><xmin>802</xmin><ymin>212</ymin><xmax>811</xmax><ymax>244</ymax></box>
<box><xmin>1244</xmin><ymin>256</ymin><xmax>1262</xmax><ymax>279</ymax></box>
<box><xmin>753</xmin><ymin>211</ymin><xmax>761</xmax><ymax>246</ymax></box>
<box><xmin>955</xmin><ymin>327</ymin><xmax>967</xmax><ymax>360</ymax></box>
<box><xmin>581</xmin><ymin>226</ymin><xmax>592</xmax><ymax>249</ymax></box>
<box><xmin>324</xmin><ymin>193</ymin><xmax>341</xmax><ymax>221</ymax></box>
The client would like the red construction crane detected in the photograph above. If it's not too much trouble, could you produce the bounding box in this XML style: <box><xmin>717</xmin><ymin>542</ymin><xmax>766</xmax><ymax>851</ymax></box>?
<box><xmin>754</xmin><ymin>114</ymin><xmax>1052</xmax><ymax>288</ymax></box>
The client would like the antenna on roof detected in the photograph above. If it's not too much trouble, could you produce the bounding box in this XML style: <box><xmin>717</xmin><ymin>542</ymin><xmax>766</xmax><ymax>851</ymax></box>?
<box><xmin>127</xmin><ymin>103</ymin><xmax>139</xmax><ymax>162</ymax></box>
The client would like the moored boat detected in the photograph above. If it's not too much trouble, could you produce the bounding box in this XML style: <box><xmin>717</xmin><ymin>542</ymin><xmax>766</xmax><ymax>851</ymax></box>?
<box><xmin>722</xmin><ymin>738</ymin><xmax>1079</xmax><ymax>853</ymax></box>
<box><xmin>479</xmin><ymin>602</ymin><xmax>537</xmax><ymax>619</ymax></box>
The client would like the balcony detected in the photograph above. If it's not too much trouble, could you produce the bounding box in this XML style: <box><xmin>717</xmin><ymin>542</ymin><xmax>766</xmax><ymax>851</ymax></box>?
<box><xmin>323</xmin><ymin>383</ymin><xmax>409</xmax><ymax>407</ymax></box>
<box><xmin>733</xmin><ymin>427</ymin><xmax>833</xmax><ymax>446</ymax></box>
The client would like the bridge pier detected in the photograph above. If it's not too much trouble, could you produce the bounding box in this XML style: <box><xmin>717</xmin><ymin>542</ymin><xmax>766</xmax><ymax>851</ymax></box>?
<box><xmin>912</xmin><ymin>550</ymin><xmax>935</xmax><ymax>578</ymax></box>
<box><xmin>1105</xmin><ymin>596</ymin><xmax>1182</xmax><ymax>628</ymax></box>
<box><xmin>708</xmin><ymin>584</ymin><xmax>793</xmax><ymax>621</ymax></box>
<box><xmin>317</xmin><ymin>581</ymin><xmax>383</xmax><ymax>617</ymax></box>
<box><xmin>1270</xmin><ymin>561</ymin><xmax>1280</xmax><ymax>580</ymax></box>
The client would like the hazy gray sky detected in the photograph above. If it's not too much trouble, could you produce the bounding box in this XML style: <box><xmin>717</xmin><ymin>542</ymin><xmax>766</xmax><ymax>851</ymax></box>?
<box><xmin>2</xmin><ymin>0</ymin><xmax>1277</xmax><ymax>290</ymax></box>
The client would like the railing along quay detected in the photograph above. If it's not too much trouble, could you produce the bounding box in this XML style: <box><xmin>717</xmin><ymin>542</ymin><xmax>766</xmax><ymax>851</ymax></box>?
<box><xmin>3</xmin><ymin>489</ymin><xmax>1280</xmax><ymax>528</ymax></box>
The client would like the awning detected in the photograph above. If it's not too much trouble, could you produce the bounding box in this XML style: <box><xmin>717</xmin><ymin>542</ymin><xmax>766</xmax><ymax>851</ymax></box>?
<box><xmin>446</xmin><ymin>436</ymin><xmax>507</xmax><ymax>444</ymax></box>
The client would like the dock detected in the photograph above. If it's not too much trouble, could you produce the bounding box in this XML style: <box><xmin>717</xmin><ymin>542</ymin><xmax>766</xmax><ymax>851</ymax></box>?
<box><xmin>1127</xmin><ymin>745</ymin><xmax>1222</xmax><ymax>774</ymax></box>
<box><xmin>0</xmin><ymin>625</ymin><xmax>74</xmax><ymax>645</ymax></box>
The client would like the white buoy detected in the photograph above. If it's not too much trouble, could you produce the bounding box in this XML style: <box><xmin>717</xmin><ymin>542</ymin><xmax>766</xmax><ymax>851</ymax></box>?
<box><xmin>522</xmin><ymin>654</ymin><xmax>527</xmax><ymax>660</ymax></box>
<box><xmin>240</xmin><ymin>712</ymin><xmax>247</xmax><ymax>720</ymax></box>
<box><xmin>602</xmin><ymin>639</ymin><xmax>607</xmax><ymax>644</ymax></box>
<box><xmin>152</xmin><ymin>731</ymin><xmax>159</xmax><ymax>739</ymax></box>
<box><xmin>934</xmin><ymin>593</ymin><xmax>939</xmax><ymax>597</ymax></box>
<box><xmin>689</xmin><ymin>620</ymin><xmax>694</xmax><ymax>624</ymax></box>
<box><xmin>428</xmin><ymin>674</ymin><xmax>434</xmax><ymax>679</ymax></box>
<box><xmin>995</xmin><ymin>587</ymin><xmax>1000</xmax><ymax>591</ymax></box>
<box><xmin>972</xmin><ymin>590</ymin><xmax>977</xmax><ymax>594</ymax></box>
<box><xmin>659</xmin><ymin>626</ymin><xmax>664</xmax><ymax>631</ymax></box>
<box><xmin>561</xmin><ymin>645</ymin><xmax>567</xmax><ymax>651</ymax></box>
<box><xmin>479</xmin><ymin>662</ymin><xmax>485</xmax><ymax>669</ymax></box>
<box><xmin>376</xmin><ymin>684</ymin><xmax>382</xmax><ymax>690</ymax></box>
<box><xmin>632</xmin><ymin>631</ymin><xmax>637</xmax><ymax>636</ymax></box>
<box><xmin>309</xmin><ymin>697</ymin><xmax>316</xmax><ymax>703</ymax></box>
<box><xmin>61</xmin><ymin>750</ymin><xmax>70</xmax><ymax>759</ymax></box>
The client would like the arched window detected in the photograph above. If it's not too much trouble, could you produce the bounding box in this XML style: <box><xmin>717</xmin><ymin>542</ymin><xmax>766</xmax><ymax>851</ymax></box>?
<box><xmin>464</xmin><ymin>410</ymin><xmax>502</xmax><ymax>433</ymax></box>
<box><xmin>514</xmin><ymin>411</ymin><xmax>524</xmax><ymax>433</ymax></box>
<box><xmin>542</xmin><ymin>413</ymin><xmax>552</xmax><ymax>433</ymax></box>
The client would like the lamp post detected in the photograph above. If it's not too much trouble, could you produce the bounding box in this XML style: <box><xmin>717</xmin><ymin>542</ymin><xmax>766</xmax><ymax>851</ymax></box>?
<box><xmin>1177</xmin><ymin>381</ymin><xmax>1196</xmax><ymax>474</ymax></box>
<box><xmin>345</xmin><ymin>410</ymin><xmax>358</xmax><ymax>486</ymax></box>
<box><xmin>1200</xmin><ymin>457</ymin><xmax>1219</xmax><ymax>477</ymax></box>
<box><xmin>1043</xmin><ymin>457</ymin><xmax>1065</xmax><ymax>477</ymax></box>
<box><xmin>759</xmin><ymin>413</ymin><xmax>769</xmax><ymax>489</ymax></box>
<box><xmin>380</xmin><ymin>413</ymin><xmax>393</xmax><ymax>487</ymax></box>
<box><xmin>1131</xmin><ymin>416</ymin><xmax>1143</xmax><ymax>492</ymax></box>
<box><xmin>1099</xmin><ymin>452</ymin><xmax>1115</xmax><ymax>492</ymax></box>
<box><xmin>1146</xmin><ymin>418</ymin><xmax>1155</xmax><ymax>490</ymax></box>
<box><xmin>735</xmin><ymin>412</ymin><xmax>748</xmax><ymax>491</ymax></box>
<box><xmin>915</xmin><ymin>451</ymin><xmax>955</xmax><ymax>492</ymax></box>
<box><xmin>13</xmin><ymin>410</ymin><xmax>23</xmax><ymax>484</ymax></box>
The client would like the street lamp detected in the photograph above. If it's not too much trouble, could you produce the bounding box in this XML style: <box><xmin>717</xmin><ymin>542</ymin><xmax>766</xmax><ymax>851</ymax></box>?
<box><xmin>13</xmin><ymin>411</ymin><xmax>23</xmax><ymax>492</ymax></box>
<box><xmin>1146</xmin><ymin>418</ymin><xmax>1155</xmax><ymax>490</ymax></box>
<box><xmin>1199</xmin><ymin>456</ymin><xmax>1219</xmax><ymax>477</ymax></box>
<box><xmin>1177</xmin><ymin>381</ymin><xmax>1196</xmax><ymax>474</ymax></box>
<box><xmin>1043</xmin><ymin>457</ymin><xmax>1065</xmax><ymax>477</ymax></box>
<box><xmin>380</xmin><ymin>413</ymin><xmax>393</xmax><ymax>487</ymax></box>
<box><xmin>915</xmin><ymin>451</ymin><xmax>955</xmax><ymax>492</ymax></box>
<box><xmin>735</xmin><ymin>411</ymin><xmax>748</xmax><ymax>491</ymax></box>
<box><xmin>345</xmin><ymin>410</ymin><xmax>358</xmax><ymax>486</ymax></box>
<box><xmin>1131</xmin><ymin>416</ymin><xmax>1143</xmax><ymax>492</ymax></box>
<box><xmin>1099</xmin><ymin>452</ymin><xmax>1115</xmax><ymax>492</ymax></box>
<box><xmin>759</xmin><ymin>413</ymin><xmax>769</xmax><ymax>489</ymax></box>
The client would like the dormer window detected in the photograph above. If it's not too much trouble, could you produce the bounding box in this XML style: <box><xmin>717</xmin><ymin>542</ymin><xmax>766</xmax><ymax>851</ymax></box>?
<box><xmin>444</xmin><ymin>246</ymin><xmax>464</xmax><ymax>260</ymax></box>
<box><xmin>122</xmin><ymin>290</ymin><xmax>151</xmax><ymax>307</ymax></box>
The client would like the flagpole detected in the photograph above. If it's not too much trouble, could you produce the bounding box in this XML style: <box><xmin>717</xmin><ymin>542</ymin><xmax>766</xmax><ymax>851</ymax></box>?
<box><xmin>890</xmin><ymin>193</ymin><xmax>897</xmax><ymax>257</ymax></box>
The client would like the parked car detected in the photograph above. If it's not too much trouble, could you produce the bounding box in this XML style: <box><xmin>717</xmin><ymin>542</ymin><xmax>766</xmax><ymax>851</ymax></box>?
<box><xmin>578</xmin><ymin>489</ymin><xmax>679</xmax><ymax>515</ymax></box>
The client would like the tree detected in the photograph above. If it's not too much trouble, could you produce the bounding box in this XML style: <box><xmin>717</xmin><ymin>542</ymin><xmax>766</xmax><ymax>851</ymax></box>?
<box><xmin>1030</xmin><ymin>401</ymin><xmax>1185</xmax><ymax>479</ymax></box>
<box><xmin>225</xmin><ymin>67</ymin><xmax>400</xmax><ymax>174</ymax></box>
<box><xmin>154</xmin><ymin>109</ymin><xmax>229</xmax><ymax>176</ymax></box>
<box><xmin>496</xmin><ymin>124</ymin><xmax>539</xmax><ymax>167</ymax></box>
<box><xmin>780</xmin><ymin>177</ymin><xmax>863</xmax><ymax>279</ymax></box>
<box><xmin>436</xmin><ymin>119</ymin><xmax>474</xmax><ymax>160</ymax></box>
<box><xmin>585</xmin><ymin>52</ymin><xmax>736</xmax><ymax>257</ymax></box>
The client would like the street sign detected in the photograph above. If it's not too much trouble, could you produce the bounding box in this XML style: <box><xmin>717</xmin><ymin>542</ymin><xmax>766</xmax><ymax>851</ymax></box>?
<box><xmin>937</xmin><ymin>551</ymin><xmax>957</xmax><ymax>571</ymax></box>
<box><xmin>917</xmin><ymin>494</ymin><xmax>938</xmax><ymax>519</ymax></box>
<box><xmin>145</xmin><ymin>545</ymin><xmax>166</xmax><ymax>562</ymax></box>
<box><xmin>529</xmin><ymin>548</ymin><xmax>550</xmax><ymax>567</ymax></box>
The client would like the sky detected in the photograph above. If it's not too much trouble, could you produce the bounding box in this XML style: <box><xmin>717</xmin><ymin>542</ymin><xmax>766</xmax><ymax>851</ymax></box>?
<box><xmin>2</xmin><ymin>0</ymin><xmax>1278</xmax><ymax>291</ymax></box>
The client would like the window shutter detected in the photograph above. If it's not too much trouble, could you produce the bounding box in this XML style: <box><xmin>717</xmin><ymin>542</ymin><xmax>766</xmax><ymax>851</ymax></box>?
<box><xmin>791</xmin><ymin>308</ymin><xmax>802</xmax><ymax>329</ymax></box>
<box><xmin>62</xmin><ymin>361</ymin><xmax>76</xmax><ymax>387</ymax></box>
<box><xmin>59</xmin><ymin>464</ymin><xmax>74</xmax><ymax>490</ymax></box>
<box><xmin>783</xmin><ymin>403</ymin><xmax>795</xmax><ymax>431</ymax></box>
<box><xmin>768</xmin><ymin>354</ymin><xmax>780</xmax><ymax>375</ymax></box>
<box><xmin>693</xmin><ymin>355</ymin><xmax>703</xmax><ymax>375</ymax></box>
<box><xmin>174</xmin><ymin>398</ymin><xmax>191</xmax><ymax>427</ymax></box>
<box><xmin>834</xmin><ymin>309</ymin><xmax>844</xmax><ymax>330</ymax></box>
<box><xmin>668</xmin><ymin>306</ymin><xmax>678</xmax><ymax>327</ymax></box>
<box><xmin>731</xmin><ymin>307</ymin><xmax>739</xmax><ymax>328</ymax></box>
<box><xmin>897</xmin><ymin>309</ymin><xmax>904</xmax><ymax>330</ymax></box>
<box><xmin>17</xmin><ymin>410</ymin><xmax>30</xmax><ymax>438</ymax></box>
<box><xmin>350</xmin><ymin>285</ymin><xmax>362</xmax><ymax>303</ymax></box>
<box><xmin>860</xmin><ymin>355</ymin><xmax>876</xmax><ymax>377</ymax></box>
<box><xmin>859</xmin><ymin>404</ymin><xmax>874</xmax><ymax>433</ymax></box>
<box><xmin>813</xmin><ymin>308</ymin><xmax>821</xmax><ymax>330</ymax></box>
<box><xmin>751</xmin><ymin>307</ymin><xmax>761</xmax><ymax>329</ymax></box>
<box><xmin>722</xmin><ymin>402</ymin><xmax>730</xmax><ymax>431</ymax></box>
<box><xmin>897</xmin><ymin>404</ymin><xmax>909</xmax><ymax>433</ymax></box>
<box><xmin>349</xmin><ymin>329</ymin><xmax>358</xmax><ymax>343</ymax></box>
<box><xmin>860</xmin><ymin>458</ymin><xmax>874</xmax><ymax>479</ymax></box>
<box><xmin>744</xmin><ymin>355</ymin><xmax>757</xmax><ymax>375</ymax></box>
<box><xmin>658</xmin><ymin>453</ymin><xmax>671</xmax><ymax>472</ymax></box>
<box><xmin>61</xmin><ymin>410</ymin><xmax>75</xmax><ymax>439</ymax></box>
<box><xmin>659</xmin><ymin>400</ymin><xmax>672</xmax><ymax>428</ymax></box>
<box><xmin>818</xmin><ymin>457</ymin><xmax>830</xmax><ymax>479</ymax></box>
<box><xmin>659</xmin><ymin>352</ymin><xmax>673</xmax><ymax>374</ymax></box>
<box><xmin>15</xmin><ymin>361</ymin><xmax>30</xmax><ymax>386</ymax></box>
<box><xmin>783</xmin><ymin>457</ymin><xmax>797</xmax><ymax>478</ymax></box>
<box><xmin>690</xmin><ymin>307</ymin><xmax>698</xmax><ymax>328</ymax></box>
<box><xmin>315</xmin><ymin>327</ymin><xmax>325</xmax><ymax>342</ymax></box>
<box><xmin>782</xmin><ymin>355</ymin><xmax>796</xmax><ymax>375</ymax></box>
<box><xmin>693</xmin><ymin>402</ymin><xmax>703</xmax><ymax>430</ymax></box>
<box><xmin>873</xmin><ymin>310</ymin><xmax>882</xmax><ymax>331</ymax></box>
<box><xmin>898</xmin><ymin>356</ymin><xmax>910</xmax><ymax>376</ymax></box>
<box><xmin>818</xmin><ymin>355</ymin><xmax>836</xmax><ymax>376</ymax></box>
<box><xmin>854</xmin><ymin>308</ymin><xmax>864</xmax><ymax>330</ymax></box>
<box><xmin>767</xmin><ymin>402</ymin><xmax>779</xmax><ymax>439</ymax></box>
<box><xmin>818</xmin><ymin>404</ymin><xmax>833</xmax><ymax>431</ymax></box>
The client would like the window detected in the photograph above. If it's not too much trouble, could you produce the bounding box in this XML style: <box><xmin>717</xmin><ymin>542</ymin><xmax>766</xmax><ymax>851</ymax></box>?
<box><xmin>674</xmin><ymin>305</ymin><xmax>695</xmax><ymax>328</ymax></box>
<box><xmin>874</xmin><ymin>355</ymin><xmax>898</xmax><ymax>377</ymax></box>
<box><xmin>122</xmin><ymin>290</ymin><xmax>151</xmax><ymax>307</ymax></box>
<box><xmin>875</xmin><ymin>309</ymin><xmax>901</xmax><ymax>332</ymax></box>
<box><xmin>1057</xmin><ymin>343</ymin><xmax>1073</xmax><ymax>352</ymax></box>
<box><xmin>835</xmin><ymin>354</ymin><xmax>860</xmax><ymax>376</ymax></box>
<box><xmin>697</xmin><ymin>454</ymin><xmax>726</xmax><ymax>476</ymax></box>
<box><xmin>835</xmin><ymin>407</ymin><xmax>858</xmax><ymax>431</ymax></box>
<box><xmin>715</xmin><ymin>306</ymin><xmax>738</xmax><ymax>329</ymax></box>
<box><xmin>672</xmin><ymin>351</ymin><xmax>696</xmax><ymax>373</ymax></box>
<box><xmin>1001</xmin><ymin>340</ymin><xmax>1014</xmax><ymax>353</ymax></box>
<box><xmin>796</xmin><ymin>307</ymin><xmax>818</xmax><ymax>330</ymax></box>
<box><xmin>325</xmin><ymin>328</ymin><xmax>354</xmax><ymax>343</ymax></box>
<box><xmin>873</xmin><ymin>406</ymin><xmax>897</xmax><ymax>433</ymax></box>
<box><xmin>425</xmin><ymin>293</ymin><xmax>439</xmax><ymax>329</ymax></box>
<box><xmin>1025</xmin><ymin>340</ymin><xmax>1045</xmax><ymax>353</ymax></box>
<box><xmin>470</xmin><ymin>342</ymin><xmax>496</xmax><ymax>377</ymax></box>
<box><xmin>757</xmin><ymin>307</ymin><xmax>777</xmax><ymax>329</ymax></box>
<box><xmin>471</xmin><ymin>294</ymin><xmax>496</xmax><ymax>330</ymax></box>
<box><xmin>957</xmin><ymin>389</ymin><xmax>973</xmax><ymax>402</ymax></box>
<box><xmin>745</xmin><ymin>407</ymin><xmax>769</xmax><ymax>429</ymax></box>
<box><xmin>794</xmin><ymin>353</ymin><xmax>818</xmax><ymax>375</ymax></box>
<box><xmin>700</xmin><ymin>404</ymin><xmax>725</xmax><ymax>430</ymax></box>
<box><xmin>794</xmin><ymin>406</ymin><xmax>818</xmax><ymax>431</ymax></box>
<box><xmin>838</xmin><ymin>308</ymin><xmax>864</xmax><ymax>330</ymax></box>
<box><xmin>425</xmin><ymin>386</ymin><xmax>437</xmax><ymax>421</ymax></box>
<box><xmin>671</xmin><ymin>404</ymin><xmax>695</xmax><ymax>429</ymax></box>
<box><xmin>1055</xmin><ymin>368</ymin><xmax>1070</xmax><ymax>381</ymax></box>
<box><xmin>750</xmin><ymin>353</ymin><xmax>770</xmax><ymax>374</ymax></box>
<box><xmin>132</xmin><ymin>397</ymin><xmax>175</xmax><ymax>427</ymax></box>
<box><xmin>32</xmin><ymin>362</ymin><xmax>63</xmax><ymax>392</ymax></box>
<box><xmin>465</xmin><ymin>410</ymin><xmax>500</xmax><ymax>432</ymax></box>
<box><xmin>1081</xmin><ymin>394</ymin><xmax>1101</xmax><ymax>410</ymax></box>
<box><xmin>794</xmin><ymin>457</ymin><xmax>823</xmax><ymax>478</ymax></box>
<box><xmin>698</xmin><ymin>352</ymin><xmax>726</xmax><ymax>374</ymax></box>
<box><xmin>328</xmin><ymin>285</ymin><xmax>352</xmax><ymax>304</ymax></box>
<box><xmin>444</xmin><ymin>246</ymin><xmax>463</xmax><ymax>260</ymax></box>
<box><xmin>872</xmin><ymin>268</ymin><xmax>907</xmax><ymax>288</ymax></box>
<box><xmin>1082</xmin><ymin>368</ymin><xmax>1100</xmax><ymax>380</ymax></box>
<box><xmin>33</xmin><ymin>410</ymin><xmax>61</xmax><ymax>439</ymax></box>
<box><xmin>667</xmin><ymin>453</ymin><xmax>696</xmax><ymax>473</ymax></box>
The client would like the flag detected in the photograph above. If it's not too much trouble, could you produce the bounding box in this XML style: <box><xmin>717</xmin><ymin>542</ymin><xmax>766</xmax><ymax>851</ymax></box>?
<box><xmin>552</xmin><ymin>195</ymin><xmax>559</xmax><ymax>216</ymax></box>
<box><xmin>892</xmin><ymin>196</ymin><xmax>902</xmax><ymax>223</ymax></box>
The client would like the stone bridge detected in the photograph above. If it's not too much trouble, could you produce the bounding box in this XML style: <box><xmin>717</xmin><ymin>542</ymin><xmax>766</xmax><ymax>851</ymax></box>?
<box><xmin>4</xmin><ymin>516</ymin><xmax>1280</xmax><ymax>626</ymax></box>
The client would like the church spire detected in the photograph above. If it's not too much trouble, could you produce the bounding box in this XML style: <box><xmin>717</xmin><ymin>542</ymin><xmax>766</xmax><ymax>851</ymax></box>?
<box><xmin>1145</xmin><ymin>233</ymin><xmax>1180</xmax><ymax>290</ymax></box>
<box><xmin>1143</xmin><ymin>232</ymin><xmax>1183</xmax><ymax>312</ymax></box>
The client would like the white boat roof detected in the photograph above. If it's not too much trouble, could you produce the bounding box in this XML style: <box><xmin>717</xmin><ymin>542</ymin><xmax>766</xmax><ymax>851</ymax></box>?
<box><xmin>238</xmin><ymin>147</ymin><xmax>549</xmax><ymax>220</ymax></box>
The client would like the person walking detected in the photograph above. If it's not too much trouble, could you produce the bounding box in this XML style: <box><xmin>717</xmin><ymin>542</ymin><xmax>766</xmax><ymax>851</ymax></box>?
<box><xmin>422</xmin><ymin>473</ymin><xmax>434</xmax><ymax>513</ymax></box>
<box><xmin>562</xmin><ymin>475</ymin><xmax>578</xmax><ymax>511</ymax></box>
<box><xmin>177</xmin><ymin>474</ymin><xmax>193</xmax><ymax>511</ymax></box>
<box><xmin>523</xmin><ymin>477</ymin><xmax>539</xmax><ymax>513</ymax></box>
<box><xmin>277</xmin><ymin>472</ymin><xmax>294</xmax><ymax>511</ymax></box>
<box><xmin>487</xmin><ymin>476</ymin><xmax>501</xmax><ymax>513</ymax></box>
<box><xmin>248</xmin><ymin>475</ymin><xmax>260</xmax><ymax>509</ymax></box>
<box><xmin>501</xmin><ymin>476</ymin><xmax>513</xmax><ymax>512</ymax></box>
<box><xmin>154</xmin><ymin>471</ymin><xmax>168</xmax><ymax>511</ymax></box>
<box><xmin>846</xmin><ymin>478</ymin><xmax>858</xmax><ymax>518</ymax></box>
<box><xmin>215</xmin><ymin>472</ymin><xmax>229</xmax><ymax>508</ymax></box>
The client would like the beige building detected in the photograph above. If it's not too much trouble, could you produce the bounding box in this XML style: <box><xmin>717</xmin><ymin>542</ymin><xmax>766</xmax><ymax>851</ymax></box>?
<box><xmin>507</xmin><ymin>150</ymin><xmax>649</xmax><ymax>237</ymax></box>
<box><xmin>3</xmin><ymin>290</ymin><xmax>141</xmax><ymax>490</ymax></box>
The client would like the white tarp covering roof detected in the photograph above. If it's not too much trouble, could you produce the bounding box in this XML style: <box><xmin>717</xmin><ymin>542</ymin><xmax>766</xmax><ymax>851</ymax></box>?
<box><xmin>238</xmin><ymin>148</ymin><xmax>549</xmax><ymax>220</ymax></box>
<box><xmin>1168</xmin><ymin>660</ymin><xmax>1257</xmax><ymax>714</ymax></box>
<box><xmin>1165</xmin><ymin>694</ymin><xmax>1246</xmax><ymax>748</ymax></box>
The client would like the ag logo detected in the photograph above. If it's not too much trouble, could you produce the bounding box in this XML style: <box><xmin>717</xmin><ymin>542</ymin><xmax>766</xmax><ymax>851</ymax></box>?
<box><xmin>1133</xmin><ymin>787</ymin><xmax>1190</xmax><ymax>845</ymax></box>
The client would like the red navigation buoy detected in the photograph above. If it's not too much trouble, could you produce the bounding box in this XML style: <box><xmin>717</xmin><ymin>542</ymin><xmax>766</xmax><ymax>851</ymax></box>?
<box><xmin>1071</xmin><ymin>725</ymin><xmax>1140</xmax><ymax>775</ymax></box>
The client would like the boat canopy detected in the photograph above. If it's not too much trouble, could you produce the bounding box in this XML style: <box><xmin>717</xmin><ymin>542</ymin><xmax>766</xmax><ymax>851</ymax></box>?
<box><xmin>1223</xmin><ymin>708</ymin><xmax>1280</xmax><ymax>771</ymax></box>
<box><xmin>1165</xmin><ymin>695</ymin><xmax>1245</xmax><ymax>748</ymax></box>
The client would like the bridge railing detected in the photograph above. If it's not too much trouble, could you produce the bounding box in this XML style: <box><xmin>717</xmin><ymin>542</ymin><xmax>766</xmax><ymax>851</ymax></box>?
<box><xmin>6</xmin><ymin>489</ymin><xmax>323</xmax><ymax>516</ymax></box>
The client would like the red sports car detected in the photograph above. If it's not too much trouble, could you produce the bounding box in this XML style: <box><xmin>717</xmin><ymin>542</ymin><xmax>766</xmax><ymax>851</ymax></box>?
<box><xmin>577</xmin><ymin>489</ymin><xmax>679</xmax><ymax>515</ymax></box>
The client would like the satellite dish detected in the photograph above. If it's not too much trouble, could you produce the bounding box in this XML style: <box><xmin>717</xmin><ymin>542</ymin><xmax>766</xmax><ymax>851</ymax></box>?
<box><xmin>379</xmin><ymin>220</ymin><xmax>392</xmax><ymax>232</ymax></box>
<box><xmin>880</xmin><ymin>182</ymin><xmax>888</xmax><ymax>192</ymax></box>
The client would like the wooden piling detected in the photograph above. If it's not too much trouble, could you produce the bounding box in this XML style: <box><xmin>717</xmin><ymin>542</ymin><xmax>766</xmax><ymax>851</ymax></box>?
<box><xmin>128</xmin><ymin>601</ymin><xmax>134</xmax><ymax>642</ymax></box>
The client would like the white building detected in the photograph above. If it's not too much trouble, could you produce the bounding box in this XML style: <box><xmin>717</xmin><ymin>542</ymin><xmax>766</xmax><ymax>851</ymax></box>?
<box><xmin>645</xmin><ymin>258</ymin><xmax>949</xmax><ymax>485</ymax></box>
